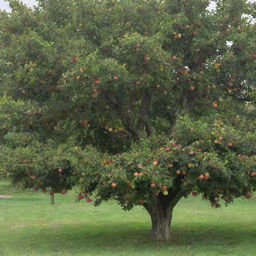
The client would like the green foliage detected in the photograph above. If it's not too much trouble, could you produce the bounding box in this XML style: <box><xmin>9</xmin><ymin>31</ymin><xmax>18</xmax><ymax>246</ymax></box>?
<box><xmin>0</xmin><ymin>0</ymin><xmax>256</xmax><ymax>231</ymax></box>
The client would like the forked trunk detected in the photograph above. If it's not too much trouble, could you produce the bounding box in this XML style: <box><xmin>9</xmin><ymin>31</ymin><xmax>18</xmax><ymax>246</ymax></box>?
<box><xmin>145</xmin><ymin>190</ymin><xmax>183</xmax><ymax>241</ymax></box>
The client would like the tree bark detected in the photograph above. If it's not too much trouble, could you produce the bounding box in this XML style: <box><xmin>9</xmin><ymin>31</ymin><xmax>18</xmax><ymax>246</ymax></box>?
<box><xmin>150</xmin><ymin>205</ymin><xmax>173</xmax><ymax>241</ymax></box>
<box><xmin>145</xmin><ymin>190</ymin><xmax>184</xmax><ymax>241</ymax></box>
<box><xmin>50</xmin><ymin>193</ymin><xmax>55</xmax><ymax>205</ymax></box>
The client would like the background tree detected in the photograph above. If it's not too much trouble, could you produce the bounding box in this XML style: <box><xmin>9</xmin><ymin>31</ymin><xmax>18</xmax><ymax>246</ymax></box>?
<box><xmin>0</xmin><ymin>0</ymin><xmax>256</xmax><ymax>240</ymax></box>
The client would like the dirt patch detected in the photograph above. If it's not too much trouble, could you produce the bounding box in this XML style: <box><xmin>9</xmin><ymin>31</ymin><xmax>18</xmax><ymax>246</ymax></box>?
<box><xmin>0</xmin><ymin>194</ymin><xmax>12</xmax><ymax>198</ymax></box>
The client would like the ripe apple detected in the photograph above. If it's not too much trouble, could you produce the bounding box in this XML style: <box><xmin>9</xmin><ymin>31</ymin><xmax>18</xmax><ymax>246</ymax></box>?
<box><xmin>61</xmin><ymin>190</ymin><xmax>67</xmax><ymax>195</ymax></box>
<box><xmin>150</xmin><ymin>183</ymin><xmax>156</xmax><ymax>188</ymax></box>
<box><xmin>86</xmin><ymin>197</ymin><xmax>92</xmax><ymax>202</ymax></box>
<box><xmin>199</xmin><ymin>174</ymin><xmax>204</xmax><ymax>180</ymax></box>
<box><xmin>251</xmin><ymin>54</ymin><xmax>256</xmax><ymax>59</ymax></box>
<box><xmin>204</xmin><ymin>172</ymin><xmax>210</xmax><ymax>179</ymax></box>
<box><xmin>171</xmin><ymin>56</ymin><xmax>178</xmax><ymax>60</ymax></box>
<box><xmin>162</xmin><ymin>186</ymin><xmax>167</xmax><ymax>191</ymax></box>
<box><xmin>144</xmin><ymin>55</ymin><xmax>150</xmax><ymax>61</ymax></box>
<box><xmin>113</xmin><ymin>76</ymin><xmax>118</xmax><ymax>80</ymax></box>
<box><xmin>155</xmin><ymin>84</ymin><xmax>161</xmax><ymax>88</ymax></box>
<box><xmin>190</xmin><ymin>86</ymin><xmax>196</xmax><ymax>91</ymax></box>
<box><xmin>176</xmin><ymin>170</ymin><xmax>182</xmax><ymax>175</ymax></box>
<box><xmin>95</xmin><ymin>80</ymin><xmax>101</xmax><ymax>84</ymax></box>
<box><xmin>165</xmin><ymin>146</ymin><xmax>171</xmax><ymax>151</ymax></box>
<box><xmin>58</xmin><ymin>168</ymin><xmax>63</xmax><ymax>173</ymax></box>
<box><xmin>213</xmin><ymin>103</ymin><xmax>218</xmax><ymax>108</ymax></box>
<box><xmin>153</xmin><ymin>160</ymin><xmax>159</xmax><ymax>165</ymax></box>
<box><xmin>163</xmin><ymin>190</ymin><xmax>169</xmax><ymax>196</ymax></box>
<box><xmin>214</xmin><ymin>139</ymin><xmax>220</xmax><ymax>144</ymax></box>
<box><xmin>134</xmin><ymin>172</ymin><xmax>139</xmax><ymax>177</ymax></box>
<box><xmin>138</xmin><ymin>172</ymin><xmax>143</xmax><ymax>177</ymax></box>
<box><xmin>188</xmin><ymin>163</ymin><xmax>194</xmax><ymax>168</ymax></box>
<box><xmin>111</xmin><ymin>183</ymin><xmax>117</xmax><ymax>188</ymax></box>
<box><xmin>78</xmin><ymin>194</ymin><xmax>84</xmax><ymax>200</ymax></box>
<box><xmin>197</xmin><ymin>148</ymin><xmax>202</xmax><ymax>153</ymax></box>
<box><xmin>191</xmin><ymin>192</ymin><xmax>197</xmax><ymax>197</ymax></box>
<box><xmin>227</xmin><ymin>142</ymin><xmax>233</xmax><ymax>147</ymax></box>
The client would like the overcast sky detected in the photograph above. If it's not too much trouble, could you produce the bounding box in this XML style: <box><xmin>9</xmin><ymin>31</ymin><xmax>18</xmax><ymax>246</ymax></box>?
<box><xmin>0</xmin><ymin>0</ymin><xmax>218</xmax><ymax>11</ymax></box>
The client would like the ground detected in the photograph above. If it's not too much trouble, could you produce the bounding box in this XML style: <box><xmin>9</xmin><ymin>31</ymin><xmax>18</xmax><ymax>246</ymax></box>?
<box><xmin>0</xmin><ymin>179</ymin><xmax>256</xmax><ymax>256</ymax></box>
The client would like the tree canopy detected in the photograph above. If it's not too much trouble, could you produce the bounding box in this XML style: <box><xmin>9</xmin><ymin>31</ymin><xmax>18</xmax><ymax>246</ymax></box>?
<box><xmin>0</xmin><ymin>0</ymin><xmax>256</xmax><ymax>240</ymax></box>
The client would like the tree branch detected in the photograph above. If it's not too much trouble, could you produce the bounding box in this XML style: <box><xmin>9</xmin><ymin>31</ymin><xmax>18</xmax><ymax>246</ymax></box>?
<box><xmin>137</xmin><ymin>91</ymin><xmax>151</xmax><ymax>136</ymax></box>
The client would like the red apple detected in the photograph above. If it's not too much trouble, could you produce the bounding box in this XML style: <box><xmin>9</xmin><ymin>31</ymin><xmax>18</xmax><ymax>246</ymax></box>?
<box><xmin>113</xmin><ymin>76</ymin><xmax>118</xmax><ymax>80</ymax></box>
<box><xmin>95</xmin><ymin>80</ymin><xmax>101</xmax><ymax>84</ymax></box>
<box><xmin>150</xmin><ymin>183</ymin><xmax>156</xmax><ymax>188</ymax></box>
<box><xmin>78</xmin><ymin>194</ymin><xmax>84</xmax><ymax>200</ymax></box>
<box><xmin>111</xmin><ymin>183</ymin><xmax>117</xmax><ymax>188</ymax></box>
<box><xmin>58</xmin><ymin>168</ymin><xmax>63</xmax><ymax>173</ymax></box>
<box><xmin>86</xmin><ymin>197</ymin><xmax>92</xmax><ymax>202</ymax></box>
<box><xmin>61</xmin><ymin>190</ymin><xmax>67</xmax><ymax>195</ymax></box>
<box><xmin>191</xmin><ymin>192</ymin><xmax>197</xmax><ymax>197</ymax></box>
<box><xmin>162</xmin><ymin>186</ymin><xmax>167</xmax><ymax>191</ymax></box>
<box><xmin>198</xmin><ymin>174</ymin><xmax>204</xmax><ymax>180</ymax></box>
<box><xmin>153</xmin><ymin>160</ymin><xmax>158</xmax><ymax>165</ymax></box>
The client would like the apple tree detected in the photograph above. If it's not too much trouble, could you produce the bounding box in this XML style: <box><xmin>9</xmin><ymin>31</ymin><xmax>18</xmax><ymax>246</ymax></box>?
<box><xmin>1</xmin><ymin>0</ymin><xmax>256</xmax><ymax>240</ymax></box>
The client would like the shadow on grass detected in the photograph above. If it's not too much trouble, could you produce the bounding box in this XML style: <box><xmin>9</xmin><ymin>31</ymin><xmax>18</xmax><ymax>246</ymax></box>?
<box><xmin>5</xmin><ymin>221</ymin><xmax>256</xmax><ymax>254</ymax></box>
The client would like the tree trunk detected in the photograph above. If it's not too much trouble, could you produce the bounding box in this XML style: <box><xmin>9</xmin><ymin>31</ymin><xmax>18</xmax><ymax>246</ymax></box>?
<box><xmin>50</xmin><ymin>193</ymin><xmax>55</xmax><ymax>205</ymax></box>
<box><xmin>150</xmin><ymin>206</ymin><xmax>173</xmax><ymax>241</ymax></box>
<box><xmin>151</xmin><ymin>208</ymin><xmax>171</xmax><ymax>241</ymax></box>
<box><xmin>145</xmin><ymin>190</ymin><xmax>184</xmax><ymax>241</ymax></box>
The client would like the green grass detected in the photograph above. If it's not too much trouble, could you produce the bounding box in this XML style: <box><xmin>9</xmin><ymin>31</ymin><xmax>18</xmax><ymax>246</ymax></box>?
<box><xmin>1</xmin><ymin>179</ymin><xmax>256</xmax><ymax>256</ymax></box>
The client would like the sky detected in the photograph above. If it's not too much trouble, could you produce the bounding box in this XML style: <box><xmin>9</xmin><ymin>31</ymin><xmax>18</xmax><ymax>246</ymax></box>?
<box><xmin>0</xmin><ymin>0</ymin><xmax>218</xmax><ymax>11</ymax></box>
<box><xmin>0</xmin><ymin>0</ymin><xmax>37</xmax><ymax>11</ymax></box>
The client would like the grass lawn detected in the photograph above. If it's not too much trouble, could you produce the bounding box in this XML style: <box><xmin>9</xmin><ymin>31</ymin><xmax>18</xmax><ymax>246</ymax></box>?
<box><xmin>1</xmin><ymin>179</ymin><xmax>256</xmax><ymax>256</ymax></box>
